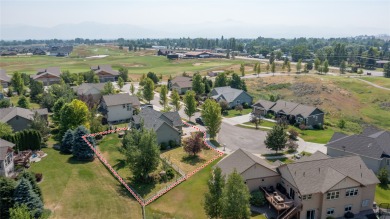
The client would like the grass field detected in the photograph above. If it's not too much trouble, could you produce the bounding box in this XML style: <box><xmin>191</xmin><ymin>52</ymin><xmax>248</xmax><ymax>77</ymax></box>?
<box><xmin>244</xmin><ymin>120</ymin><xmax>276</xmax><ymax>128</ymax></box>
<box><xmin>361</xmin><ymin>77</ymin><xmax>390</xmax><ymax>89</ymax></box>
<box><xmin>29</xmin><ymin>146</ymin><xmax>142</xmax><ymax>219</ymax></box>
<box><xmin>224</xmin><ymin>108</ymin><xmax>253</xmax><ymax>118</ymax></box>
<box><xmin>375</xmin><ymin>184</ymin><xmax>390</xmax><ymax>204</ymax></box>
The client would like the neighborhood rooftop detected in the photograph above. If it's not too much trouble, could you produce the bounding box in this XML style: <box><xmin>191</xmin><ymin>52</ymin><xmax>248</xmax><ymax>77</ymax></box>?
<box><xmin>91</xmin><ymin>65</ymin><xmax>119</xmax><ymax>75</ymax></box>
<box><xmin>132</xmin><ymin>107</ymin><xmax>183</xmax><ymax>131</ymax></box>
<box><xmin>0</xmin><ymin>69</ymin><xmax>11</xmax><ymax>82</ymax></box>
<box><xmin>211</xmin><ymin>86</ymin><xmax>247</xmax><ymax>103</ymax></box>
<box><xmin>0</xmin><ymin>107</ymin><xmax>48</xmax><ymax>123</ymax></box>
<box><xmin>73</xmin><ymin>83</ymin><xmax>106</xmax><ymax>94</ymax></box>
<box><xmin>31</xmin><ymin>67</ymin><xmax>61</xmax><ymax>79</ymax></box>
<box><xmin>102</xmin><ymin>93</ymin><xmax>140</xmax><ymax>106</ymax></box>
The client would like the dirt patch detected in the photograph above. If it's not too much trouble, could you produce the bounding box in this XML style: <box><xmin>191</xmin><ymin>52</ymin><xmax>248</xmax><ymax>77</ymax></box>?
<box><xmin>192</xmin><ymin>63</ymin><xmax>203</xmax><ymax>66</ymax></box>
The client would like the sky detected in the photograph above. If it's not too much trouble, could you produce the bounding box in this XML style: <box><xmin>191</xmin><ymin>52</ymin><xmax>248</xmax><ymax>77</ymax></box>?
<box><xmin>0</xmin><ymin>0</ymin><xmax>389</xmax><ymax>39</ymax></box>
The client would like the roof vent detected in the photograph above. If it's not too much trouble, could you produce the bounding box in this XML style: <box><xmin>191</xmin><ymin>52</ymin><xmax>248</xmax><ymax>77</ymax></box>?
<box><xmin>368</xmin><ymin>143</ymin><xmax>372</xmax><ymax>148</ymax></box>
<box><xmin>303</xmin><ymin>172</ymin><xmax>305</xmax><ymax>177</ymax></box>
<box><xmin>319</xmin><ymin>168</ymin><xmax>320</xmax><ymax>173</ymax></box>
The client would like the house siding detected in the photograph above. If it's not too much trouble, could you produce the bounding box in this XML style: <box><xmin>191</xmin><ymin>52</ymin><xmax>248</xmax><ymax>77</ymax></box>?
<box><xmin>300</xmin><ymin>193</ymin><xmax>322</xmax><ymax>219</ymax></box>
<box><xmin>156</xmin><ymin>123</ymin><xmax>181</xmax><ymax>145</ymax></box>
<box><xmin>7</xmin><ymin>116</ymin><xmax>31</xmax><ymax>132</ymax></box>
<box><xmin>379</xmin><ymin>158</ymin><xmax>390</xmax><ymax>177</ymax></box>
<box><xmin>102</xmin><ymin>103</ymin><xmax>134</xmax><ymax>123</ymax></box>
<box><xmin>306</xmin><ymin>113</ymin><xmax>324</xmax><ymax>127</ymax></box>
<box><xmin>229</xmin><ymin>92</ymin><xmax>253</xmax><ymax>108</ymax></box>
<box><xmin>0</xmin><ymin>152</ymin><xmax>14</xmax><ymax>177</ymax></box>
<box><xmin>241</xmin><ymin>164</ymin><xmax>280</xmax><ymax>191</ymax></box>
<box><xmin>172</xmin><ymin>85</ymin><xmax>191</xmax><ymax>95</ymax></box>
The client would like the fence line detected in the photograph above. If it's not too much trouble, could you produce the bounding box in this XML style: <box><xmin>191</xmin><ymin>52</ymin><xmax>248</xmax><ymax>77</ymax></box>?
<box><xmin>160</xmin><ymin>155</ymin><xmax>186</xmax><ymax>177</ymax></box>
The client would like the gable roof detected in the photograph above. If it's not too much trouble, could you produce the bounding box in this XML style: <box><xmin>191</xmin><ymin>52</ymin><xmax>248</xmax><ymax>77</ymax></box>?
<box><xmin>163</xmin><ymin>111</ymin><xmax>184</xmax><ymax>127</ymax></box>
<box><xmin>31</xmin><ymin>67</ymin><xmax>61</xmax><ymax>80</ymax></box>
<box><xmin>0</xmin><ymin>107</ymin><xmax>48</xmax><ymax>123</ymax></box>
<box><xmin>326</xmin><ymin>127</ymin><xmax>390</xmax><ymax>158</ymax></box>
<box><xmin>0</xmin><ymin>138</ymin><xmax>15</xmax><ymax>148</ymax></box>
<box><xmin>254</xmin><ymin>99</ymin><xmax>324</xmax><ymax>118</ymax></box>
<box><xmin>171</xmin><ymin>76</ymin><xmax>192</xmax><ymax>84</ymax></box>
<box><xmin>329</xmin><ymin>132</ymin><xmax>349</xmax><ymax>143</ymax></box>
<box><xmin>279</xmin><ymin>156</ymin><xmax>379</xmax><ymax>195</ymax></box>
<box><xmin>253</xmin><ymin>99</ymin><xmax>276</xmax><ymax>110</ymax></box>
<box><xmin>173</xmin><ymin>80</ymin><xmax>192</xmax><ymax>88</ymax></box>
<box><xmin>132</xmin><ymin>108</ymin><xmax>182</xmax><ymax>132</ymax></box>
<box><xmin>0</xmin><ymin>69</ymin><xmax>11</xmax><ymax>83</ymax></box>
<box><xmin>296</xmin><ymin>151</ymin><xmax>330</xmax><ymax>162</ymax></box>
<box><xmin>91</xmin><ymin>65</ymin><xmax>119</xmax><ymax>76</ymax></box>
<box><xmin>211</xmin><ymin>86</ymin><xmax>250</xmax><ymax>103</ymax></box>
<box><xmin>73</xmin><ymin>83</ymin><xmax>106</xmax><ymax>95</ymax></box>
<box><xmin>102</xmin><ymin>94</ymin><xmax>140</xmax><ymax>107</ymax></box>
<box><xmin>0</xmin><ymin>138</ymin><xmax>15</xmax><ymax>161</ymax></box>
<box><xmin>216</xmin><ymin>148</ymin><xmax>277</xmax><ymax>176</ymax></box>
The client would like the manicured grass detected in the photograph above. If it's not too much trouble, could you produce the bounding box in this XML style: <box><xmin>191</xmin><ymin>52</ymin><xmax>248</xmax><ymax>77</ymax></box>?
<box><xmin>244</xmin><ymin>120</ymin><xmax>276</xmax><ymax>128</ymax></box>
<box><xmin>375</xmin><ymin>184</ymin><xmax>390</xmax><ymax>204</ymax></box>
<box><xmin>209</xmin><ymin>139</ymin><xmax>220</xmax><ymax>147</ymax></box>
<box><xmin>289</xmin><ymin>126</ymin><xmax>335</xmax><ymax>144</ymax></box>
<box><xmin>10</xmin><ymin>95</ymin><xmax>41</xmax><ymax>109</ymax></box>
<box><xmin>98</xmin><ymin>134</ymin><xmax>179</xmax><ymax>199</ymax></box>
<box><xmin>29</xmin><ymin>147</ymin><xmax>142</xmax><ymax>219</ymax></box>
<box><xmin>161</xmin><ymin>147</ymin><xmax>220</xmax><ymax>174</ymax></box>
<box><xmin>224</xmin><ymin>108</ymin><xmax>253</xmax><ymax>118</ymax></box>
<box><xmin>145</xmin><ymin>158</ymin><xmax>222</xmax><ymax>219</ymax></box>
<box><xmin>361</xmin><ymin>77</ymin><xmax>390</xmax><ymax>89</ymax></box>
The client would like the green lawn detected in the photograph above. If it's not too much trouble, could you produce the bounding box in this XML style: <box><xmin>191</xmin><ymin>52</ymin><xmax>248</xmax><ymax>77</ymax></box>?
<box><xmin>145</xmin><ymin>158</ymin><xmax>222</xmax><ymax>219</ymax></box>
<box><xmin>29</xmin><ymin>147</ymin><xmax>142</xmax><ymax>219</ymax></box>
<box><xmin>290</xmin><ymin>127</ymin><xmax>335</xmax><ymax>144</ymax></box>
<box><xmin>236</xmin><ymin>124</ymin><xmax>271</xmax><ymax>131</ymax></box>
<box><xmin>361</xmin><ymin>77</ymin><xmax>390</xmax><ymax>89</ymax></box>
<box><xmin>10</xmin><ymin>95</ymin><xmax>41</xmax><ymax>109</ymax></box>
<box><xmin>224</xmin><ymin>108</ymin><xmax>253</xmax><ymax>118</ymax></box>
<box><xmin>375</xmin><ymin>184</ymin><xmax>390</xmax><ymax>204</ymax></box>
<box><xmin>98</xmin><ymin>134</ymin><xmax>180</xmax><ymax>199</ymax></box>
<box><xmin>244</xmin><ymin>120</ymin><xmax>276</xmax><ymax>128</ymax></box>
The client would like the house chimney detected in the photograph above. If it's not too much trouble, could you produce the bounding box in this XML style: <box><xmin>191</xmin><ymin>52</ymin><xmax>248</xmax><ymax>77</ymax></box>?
<box><xmin>303</xmin><ymin>172</ymin><xmax>305</xmax><ymax>177</ymax></box>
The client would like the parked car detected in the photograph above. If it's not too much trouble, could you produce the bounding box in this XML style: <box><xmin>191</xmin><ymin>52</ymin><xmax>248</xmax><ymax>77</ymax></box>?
<box><xmin>195</xmin><ymin>117</ymin><xmax>204</xmax><ymax>125</ymax></box>
<box><xmin>141</xmin><ymin>104</ymin><xmax>153</xmax><ymax>109</ymax></box>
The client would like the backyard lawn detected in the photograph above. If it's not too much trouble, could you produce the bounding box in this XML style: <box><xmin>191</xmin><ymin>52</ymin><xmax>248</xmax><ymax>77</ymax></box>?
<box><xmin>375</xmin><ymin>184</ymin><xmax>390</xmax><ymax>204</ymax></box>
<box><xmin>224</xmin><ymin>108</ymin><xmax>253</xmax><ymax>118</ymax></box>
<box><xmin>291</xmin><ymin>127</ymin><xmax>335</xmax><ymax>144</ymax></box>
<box><xmin>29</xmin><ymin>146</ymin><xmax>142</xmax><ymax>219</ymax></box>
<box><xmin>10</xmin><ymin>95</ymin><xmax>41</xmax><ymax>109</ymax></box>
<box><xmin>243</xmin><ymin>120</ymin><xmax>276</xmax><ymax>128</ymax></box>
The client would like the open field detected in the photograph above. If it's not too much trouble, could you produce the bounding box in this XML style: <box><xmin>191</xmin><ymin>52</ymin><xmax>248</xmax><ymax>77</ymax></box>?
<box><xmin>246</xmin><ymin>74</ymin><xmax>390</xmax><ymax>131</ymax></box>
<box><xmin>361</xmin><ymin>77</ymin><xmax>390</xmax><ymax>89</ymax></box>
<box><xmin>29</xmin><ymin>146</ymin><xmax>142</xmax><ymax>219</ymax></box>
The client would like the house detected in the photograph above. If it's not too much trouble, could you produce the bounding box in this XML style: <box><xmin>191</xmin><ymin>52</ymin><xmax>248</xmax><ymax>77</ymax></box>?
<box><xmin>217</xmin><ymin>149</ymin><xmax>379</xmax><ymax>219</ymax></box>
<box><xmin>48</xmin><ymin>46</ymin><xmax>73</xmax><ymax>57</ymax></box>
<box><xmin>375</xmin><ymin>60</ymin><xmax>389</xmax><ymax>68</ymax></box>
<box><xmin>73</xmin><ymin>83</ymin><xmax>106</xmax><ymax>102</ymax></box>
<box><xmin>170</xmin><ymin>76</ymin><xmax>192</xmax><ymax>94</ymax></box>
<box><xmin>326</xmin><ymin>126</ymin><xmax>390</xmax><ymax>176</ymax></box>
<box><xmin>252</xmin><ymin>99</ymin><xmax>324</xmax><ymax>128</ymax></box>
<box><xmin>210</xmin><ymin>86</ymin><xmax>253</xmax><ymax>108</ymax></box>
<box><xmin>0</xmin><ymin>69</ymin><xmax>11</xmax><ymax>88</ymax></box>
<box><xmin>157</xmin><ymin>49</ymin><xmax>173</xmax><ymax>56</ymax></box>
<box><xmin>184</xmin><ymin>51</ymin><xmax>211</xmax><ymax>58</ymax></box>
<box><xmin>0</xmin><ymin>139</ymin><xmax>15</xmax><ymax>177</ymax></box>
<box><xmin>130</xmin><ymin>108</ymin><xmax>183</xmax><ymax>145</ymax></box>
<box><xmin>0</xmin><ymin>107</ymin><xmax>48</xmax><ymax>132</ymax></box>
<box><xmin>100</xmin><ymin>93</ymin><xmax>140</xmax><ymax>123</ymax></box>
<box><xmin>30</xmin><ymin>67</ymin><xmax>62</xmax><ymax>85</ymax></box>
<box><xmin>91</xmin><ymin>65</ymin><xmax>119</xmax><ymax>82</ymax></box>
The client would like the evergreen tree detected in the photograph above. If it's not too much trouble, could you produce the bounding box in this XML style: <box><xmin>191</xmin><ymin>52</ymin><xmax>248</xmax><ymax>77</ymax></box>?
<box><xmin>17</xmin><ymin>96</ymin><xmax>30</xmax><ymax>109</ymax></box>
<box><xmin>384</xmin><ymin>62</ymin><xmax>390</xmax><ymax>78</ymax></box>
<box><xmin>296</xmin><ymin>59</ymin><xmax>302</xmax><ymax>73</ymax></box>
<box><xmin>0</xmin><ymin>177</ymin><xmax>16</xmax><ymax>219</ymax></box>
<box><xmin>72</xmin><ymin>126</ymin><xmax>95</xmax><ymax>161</ymax></box>
<box><xmin>201</xmin><ymin>99</ymin><xmax>222</xmax><ymax>139</ymax></box>
<box><xmin>264</xmin><ymin>125</ymin><xmax>288</xmax><ymax>153</ymax></box>
<box><xmin>146</xmin><ymin>72</ymin><xmax>159</xmax><ymax>84</ymax></box>
<box><xmin>13</xmin><ymin>178</ymin><xmax>43</xmax><ymax>218</ymax></box>
<box><xmin>323</xmin><ymin>59</ymin><xmax>329</xmax><ymax>74</ymax></box>
<box><xmin>9</xmin><ymin>204</ymin><xmax>32</xmax><ymax>219</ymax></box>
<box><xmin>171</xmin><ymin>89</ymin><xmax>181</xmax><ymax>111</ymax></box>
<box><xmin>61</xmin><ymin>129</ymin><xmax>74</xmax><ymax>154</ymax></box>
<box><xmin>192</xmin><ymin>73</ymin><xmax>205</xmax><ymax>95</ymax></box>
<box><xmin>256</xmin><ymin>62</ymin><xmax>261</xmax><ymax>75</ymax></box>
<box><xmin>19</xmin><ymin>171</ymin><xmax>43</xmax><ymax>201</ymax></box>
<box><xmin>93</xmin><ymin>75</ymin><xmax>100</xmax><ymax>83</ymax></box>
<box><xmin>204</xmin><ymin>167</ymin><xmax>225</xmax><ymax>219</ymax></box>
<box><xmin>221</xmin><ymin>170</ymin><xmax>251</xmax><ymax>219</ymax></box>
<box><xmin>118</xmin><ymin>67</ymin><xmax>129</xmax><ymax>82</ymax></box>
<box><xmin>143</xmin><ymin>78</ymin><xmax>155</xmax><ymax>103</ymax></box>
<box><xmin>117</xmin><ymin>76</ymin><xmax>124</xmax><ymax>89</ymax></box>
<box><xmin>184</xmin><ymin>90</ymin><xmax>196</xmax><ymax>121</ymax></box>
<box><xmin>340</xmin><ymin>60</ymin><xmax>347</xmax><ymax>74</ymax></box>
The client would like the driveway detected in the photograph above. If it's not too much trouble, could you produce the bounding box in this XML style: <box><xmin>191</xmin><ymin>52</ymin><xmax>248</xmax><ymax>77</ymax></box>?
<box><xmin>222</xmin><ymin>114</ymin><xmax>251</xmax><ymax>125</ymax></box>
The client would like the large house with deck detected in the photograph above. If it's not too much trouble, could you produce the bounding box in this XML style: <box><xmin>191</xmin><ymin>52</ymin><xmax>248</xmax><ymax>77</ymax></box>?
<box><xmin>210</xmin><ymin>86</ymin><xmax>253</xmax><ymax>108</ymax></box>
<box><xmin>30</xmin><ymin>67</ymin><xmax>62</xmax><ymax>85</ymax></box>
<box><xmin>100</xmin><ymin>93</ymin><xmax>140</xmax><ymax>123</ymax></box>
<box><xmin>91</xmin><ymin>65</ymin><xmax>119</xmax><ymax>82</ymax></box>
<box><xmin>216</xmin><ymin>149</ymin><xmax>379</xmax><ymax>219</ymax></box>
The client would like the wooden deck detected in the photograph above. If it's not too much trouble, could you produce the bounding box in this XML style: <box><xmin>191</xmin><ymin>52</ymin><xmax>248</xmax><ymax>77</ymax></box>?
<box><xmin>260</xmin><ymin>187</ymin><xmax>294</xmax><ymax>211</ymax></box>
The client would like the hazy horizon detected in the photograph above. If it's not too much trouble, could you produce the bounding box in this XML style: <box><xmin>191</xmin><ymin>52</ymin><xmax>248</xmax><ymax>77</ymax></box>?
<box><xmin>1</xmin><ymin>0</ymin><xmax>389</xmax><ymax>40</ymax></box>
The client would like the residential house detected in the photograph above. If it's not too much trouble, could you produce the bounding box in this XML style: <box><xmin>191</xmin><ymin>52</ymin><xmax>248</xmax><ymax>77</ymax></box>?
<box><xmin>91</xmin><ymin>65</ymin><xmax>119</xmax><ymax>82</ymax></box>
<box><xmin>100</xmin><ymin>93</ymin><xmax>140</xmax><ymax>123</ymax></box>
<box><xmin>375</xmin><ymin>60</ymin><xmax>389</xmax><ymax>68</ymax></box>
<box><xmin>130</xmin><ymin>107</ymin><xmax>183</xmax><ymax>145</ymax></box>
<box><xmin>210</xmin><ymin>86</ymin><xmax>253</xmax><ymax>108</ymax></box>
<box><xmin>170</xmin><ymin>76</ymin><xmax>192</xmax><ymax>94</ymax></box>
<box><xmin>0</xmin><ymin>69</ymin><xmax>11</xmax><ymax>88</ymax></box>
<box><xmin>326</xmin><ymin>126</ymin><xmax>390</xmax><ymax>176</ymax></box>
<box><xmin>30</xmin><ymin>67</ymin><xmax>62</xmax><ymax>85</ymax></box>
<box><xmin>252</xmin><ymin>99</ymin><xmax>324</xmax><ymax>128</ymax></box>
<box><xmin>48</xmin><ymin>46</ymin><xmax>73</xmax><ymax>57</ymax></box>
<box><xmin>184</xmin><ymin>51</ymin><xmax>211</xmax><ymax>58</ymax></box>
<box><xmin>217</xmin><ymin>149</ymin><xmax>379</xmax><ymax>219</ymax></box>
<box><xmin>157</xmin><ymin>49</ymin><xmax>173</xmax><ymax>56</ymax></box>
<box><xmin>0</xmin><ymin>139</ymin><xmax>15</xmax><ymax>177</ymax></box>
<box><xmin>0</xmin><ymin>107</ymin><xmax>48</xmax><ymax>132</ymax></box>
<box><xmin>73</xmin><ymin>83</ymin><xmax>106</xmax><ymax>102</ymax></box>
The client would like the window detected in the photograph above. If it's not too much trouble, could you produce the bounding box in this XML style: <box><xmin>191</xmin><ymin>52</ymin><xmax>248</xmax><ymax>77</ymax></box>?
<box><xmin>346</xmin><ymin>188</ymin><xmax>358</xmax><ymax>197</ymax></box>
<box><xmin>362</xmin><ymin>200</ymin><xmax>370</xmax><ymax>207</ymax></box>
<box><xmin>387</xmin><ymin>159</ymin><xmax>390</xmax><ymax>165</ymax></box>
<box><xmin>326</xmin><ymin>191</ymin><xmax>339</xmax><ymax>200</ymax></box>
<box><xmin>344</xmin><ymin>205</ymin><xmax>352</xmax><ymax>212</ymax></box>
<box><xmin>302</xmin><ymin>194</ymin><xmax>312</xmax><ymax>200</ymax></box>
<box><xmin>326</xmin><ymin>208</ymin><xmax>335</xmax><ymax>215</ymax></box>
<box><xmin>127</xmin><ymin>104</ymin><xmax>131</xmax><ymax>111</ymax></box>
<box><xmin>123</xmin><ymin>104</ymin><xmax>126</xmax><ymax>109</ymax></box>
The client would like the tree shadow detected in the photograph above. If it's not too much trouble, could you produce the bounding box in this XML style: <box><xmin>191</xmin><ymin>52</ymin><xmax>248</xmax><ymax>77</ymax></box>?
<box><xmin>379</xmin><ymin>184</ymin><xmax>389</xmax><ymax>190</ymax></box>
<box><xmin>66</xmin><ymin>156</ymin><xmax>94</xmax><ymax>165</ymax></box>
<box><xmin>181</xmin><ymin>155</ymin><xmax>206</xmax><ymax>166</ymax></box>
<box><xmin>112</xmin><ymin>159</ymin><xmax>127</xmax><ymax>171</ymax></box>
<box><xmin>129</xmin><ymin>178</ymin><xmax>157</xmax><ymax>198</ymax></box>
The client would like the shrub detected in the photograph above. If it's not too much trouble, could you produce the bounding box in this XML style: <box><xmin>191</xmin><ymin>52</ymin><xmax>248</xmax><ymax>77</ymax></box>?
<box><xmin>168</xmin><ymin>140</ymin><xmax>176</xmax><ymax>148</ymax></box>
<box><xmin>344</xmin><ymin>211</ymin><xmax>354</xmax><ymax>218</ymax></box>
<box><xmin>377</xmin><ymin>168</ymin><xmax>389</xmax><ymax>185</ymax></box>
<box><xmin>35</xmin><ymin>173</ymin><xmax>43</xmax><ymax>182</ymax></box>
<box><xmin>166</xmin><ymin>169</ymin><xmax>175</xmax><ymax>180</ymax></box>
<box><xmin>265</xmin><ymin>113</ymin><xmax>274</xmax><ymax>119</ymax></box>
<box><xmin>160</xmin><ymin>142</ymin><xmax>168</xmax><ymax>150</ymax></box>
<box><xmin>338</xmin><ymin>119</ymin><xmax>346</xmax><ymax>129</ymax></box>
<box><xmin>250</xmin><ymin>190</ymin><xmax>266</xmax><ymax>207</ymax></box>
<box><xmin>299</xmin><ymin>124</ymin><xmax>306</xmax><ymax>130</ymax></box>
<box><xmin>288</xmin><ymin>129</ymin><xmax>299</xmax><ymax>140</ymax></box>
<box><xmin>313</xmin><ymin>124</ymin><xmax>323</xmax><ymax>130</ymax></box>
<box><xmin>149</xmin><ymin>173</ymin><xmax>161</xmax><ymax>183</ymax></box>
<box><xmin>242</xmin><ymin>102</ymin><xmax>250</xmax><ymax>109</ymax></box>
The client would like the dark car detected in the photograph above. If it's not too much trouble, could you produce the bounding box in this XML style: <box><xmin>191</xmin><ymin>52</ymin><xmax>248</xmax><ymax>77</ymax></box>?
<box><xmin>195</xmin><ymin>117</ymin><xmax>204</xmax><ymax>125</ymax></box>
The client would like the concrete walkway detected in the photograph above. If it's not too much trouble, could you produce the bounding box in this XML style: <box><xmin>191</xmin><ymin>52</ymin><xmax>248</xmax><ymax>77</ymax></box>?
<box><xmin>222</xmin><ymin>113</ymin><xmax>252</xmax><ymax>125</ymax></box>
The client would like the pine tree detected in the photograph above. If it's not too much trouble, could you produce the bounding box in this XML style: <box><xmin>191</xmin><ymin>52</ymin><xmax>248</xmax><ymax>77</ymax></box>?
<box><xmin>204</xmin><ymin>167</ymin><xmax>225</xmax><ymax>219</ymax></box>
<box><xmin>221</xmin><ymin>170</ymin><xmax>251</xmax><ymax>219</ymax></box>
<box><xmin>72</xmin><ymin>126</ymin><xmax>95</xmax><ymax>161</ymax></box>
<box><xmin>13</xmin><ymin>178</ymin><xmax>43</xmax><ymax>218</ymax></box>
<box><xmin>264</xmin><ymin>125</ymin><xmax>288</xmax><ymax>153</ymax></box>
<box><xmin>61</xmin><ymin>129</ymin><xmax>74</xmax><ymax>154</ymax></box>
<box><xmin>0</xmin><ymin>177</ymin><xmax>16</xmax><ymax>219</ymax></box>
<box><xmin>20</xmin><ymin>171</ymin><xmax>43</xmax><ymax>201</ymax></box>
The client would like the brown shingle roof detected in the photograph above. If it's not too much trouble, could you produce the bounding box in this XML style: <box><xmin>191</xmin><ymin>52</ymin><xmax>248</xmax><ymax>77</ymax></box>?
<box><xmin>253</xmin><ymin>99</ymin><xmax>276</xmax><ymax>110</ymax></box>
<box><xmin>73</xmin><ymin>83</ymin><xmax>106</xmax><ymax>95</ymax></box>
<box><xmin>91</xmin><ymin>65</ymin><xmax>119</xmax><ymax>76</ymax></box>
<box><xmin>0</xmin><ymin>107</ymin><xmax>48</xmax><ymax>123</ymax></box>
<box><xmin>31</xmin><ymin>67</ymin><xmax>61</xmax><ymax>79</ymax></box>
<box><xmin>171</xmin><ymin>76</ymin><xmax>192</xmax><ymax>84</ymax></box>
<box><xmin>102</xmin><ymin>94</ymin><xmax>140</xmax><ymax>107</ymax></box>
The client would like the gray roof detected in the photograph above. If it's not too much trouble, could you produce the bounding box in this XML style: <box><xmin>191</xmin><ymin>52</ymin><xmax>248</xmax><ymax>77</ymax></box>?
<box><xmin>31</xmin><ymin>67</ymin><xmax>61</xmax><ymax>79</ymax></box>
<box><xmin>216</xmin><ymin>148</ymin><xmax>277</xmax><ymax>176</ymax></box>
<box><xmin>326</xmin><ymin>127</ymin><xmax>390</xmax><ymax>158</ymax></box>
<box><xmin>0</xmin><ymin>107</ymin><xmax>48</xmax><ymax>123</ymax></box>
<box><xmin>173</xmin><ymin>80</ymin><xmax>192</xmax><ymax>88</ymax></box>
<box><xmin>296</xmin><ymin>151</ymin><xmax>330</xmax><ymax>162</ymax></box>
<box><xmin>253</xmin><ymin>99</ymin><xmax>276</xmax><ymax>110</ymax></box>
<box><xmin>132</xmin><ymin>108</ymin><xmax>182</xmax><ymax>132</ymax></box>
<box><xmin>91</xmin><ymin>65</ymin><xmax>119</xmax><ymax>76</ymax></box>
<box><xmin>102</xmin><ymin>94</ymin><xmax>140</xmax><ymax>107</ymax></box>
<box><xmin>0</xmin><ymin>139</ymin><xmax>15</xmax><ymax>161</ymax></box>
<box><xmin>171</xmin><ymin>76</ymin><xmax>192</xmax><ymax>84</ymax></box>
<box><xmin>211</xmin><ymin>86</ymin><xmax>249</xmax><ymax>103</ymax></box>
<box><xmin>329</xmin><ymin>132</ymin><xmax>348</xmax><ymax>142</ymax></box>
<box><xmin>0</xmin><ymin>69</ymin><xmax>11</xmax><ymax>82</ymax></box>
<box><xmin>279</xmin><ymin>156</ymin><xmax>379</xmax><ymax>195</ymax></box>
<box><xmin>73</xmin><ymin>83</ymin><xmax>106</xmax><ymax>95</ymax></box>
<box><xmin>254</xmin><ymin>99</ymin><xmax>323</xmax><ymax>118</ymax></box>
<box><xmin>361</xmin><ymin>126</ymin><xmax>382</xmax><ymax>136</ymax></box>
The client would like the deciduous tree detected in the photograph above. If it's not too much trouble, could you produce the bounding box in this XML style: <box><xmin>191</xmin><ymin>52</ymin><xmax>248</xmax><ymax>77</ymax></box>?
<box><xmin>287</xmin><ymin>61</ymin><xmax>291</xmax><ymax>74</ymax></box>
<box><xmin>214</xmin><ymin>72</ymin><xmax>228</xmax><ymax>87</ymax></box>
<box><xmin>201</xmin><ymin>99</ymin><xmax>222</xmax><ymax>139</ymax></box>
<box><xmin>117</xmin><ymin>76</ymin><xmax>124</xmax><ymax>89</ymax></box>
<box><xmin>250</xmin><ymin>115</ymin><xmax>262</xmax><ymax>129</ymax></box>
<box><xmin>29</xmin><ymin>112</ymin><xmax>50</xmax><ymax>138</ymax></box>
<box><xmin>184</xmin><ymin>90</ymin><xmax>196</xmax><ymax>121</ymax></box>
<box><xmin>240</xmin><ymin>63</ymin><xmax>245</xmax><ymax>76</ymax></box>
<box><xmin>102</xmin><ymin>81</ymin><xmax>115</xmax><ymax>95</ymax></box>
<box><xmin>160</xmin><ymin>84</ymin><xmax>168</xmax><ymax>108</ymax></box>
<box><xmin>204</xmin><ymin>167</ymin><xmax>225</xmax><ymax>219</ymax></box>
<box><xmin>11</xmin><ymin>71</ymin><xmax>24</xmax><ymax>95</ymax></box>
<box><xmin>264</xmin><ymin>125</ymin><xmax>288</xmax><ymax>153</ymax></box>
<box><xmin>17</xmin><ymin>96</ymin><xmax>30</xmax><ymax>109</ymax></box>
<box><xmin>192</xmin><ymin>73</ymin><xmax>205</xmax><ymax>95</ymax></box>
<box><xmin>171</xmin><ymin>89</ymin><xmax>181</xmax><ymax>111</ymax></box>
<box><xmin>130</xmin><ymin>83</ymin><xmax>135</xmax><ymax>95</ymax></box>
<box><xmin>59</xmin><ymin>99</ymin><xmax>90</xmax><ymax>135</ymax></box>
<box><xmin>118</xmin><ymin>67</ymin><xmax>129</xmax><ymax>82</ymax></box>
<box><xmin>296</xmin><ymin>59</ymin><xmax>302</xmax><ymax>73</ymax></box>
<box><xmin>0</xmin><ymin>122</ymin><xmax>13</xmax><ymax>137</ymax></box>
<box><xmin>340</xmin><ymin>60</ymin><xmax>347</xmax><ymax>74</ymax></box>
<box><xmin>30</xmin><ymin>80</ymin><xmax>44</xmax><ymax>103</ymax></box>
<box><xmin>323</xmin><ymin>59</ymin><xmax>329</xmax><ymax>74</ymax></box>
<box><xmin>183</xmin><ymin>132</ymin><xmax>204</xmax><ymax>156</ymax></box>
<box><xmin>235</xmin><ymin>104</ymin><xmax>244</xmax><ymax>114</ymax></box>
<box><xmin>143</xmin><ymin>78</ymin><xmax>155</xmax><ymax>103</ymax></box>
